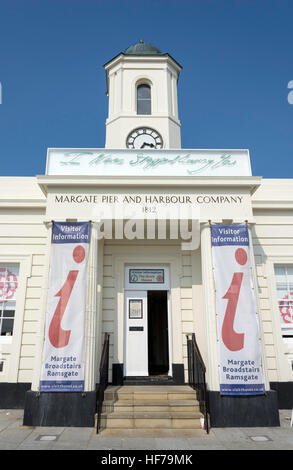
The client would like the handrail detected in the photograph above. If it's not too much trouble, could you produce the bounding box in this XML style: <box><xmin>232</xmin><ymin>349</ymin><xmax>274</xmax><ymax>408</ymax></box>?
<box><xmin>191</xmin><ymin>334</ymin><xmax>206</xmax><ymax>373</ymax></box>
<box><xmin>99</xmin><ymin>334</ymin><xmax>109</xmax><ymax>372</ymax></box>
<box><xmin>96</xmin><ymin>333</ymin><xmax>110</xmax><ymax>433</ymax></box>
<box><xmin>186</xmin><ymin>333</ymin><xmax>209</xmax><ymax>433</ymax></box>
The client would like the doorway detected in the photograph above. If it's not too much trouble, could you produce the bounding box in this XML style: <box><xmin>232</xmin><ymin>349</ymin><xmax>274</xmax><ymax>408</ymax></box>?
<box><xmin>147</xmin><ymin>290</ymin><xmax>169</xmax><ymax>375</ymax></box>
<box><xmin>124</xmin><ymin>265</ymin><xmax>171</xmax><ymax>378</ymax></box>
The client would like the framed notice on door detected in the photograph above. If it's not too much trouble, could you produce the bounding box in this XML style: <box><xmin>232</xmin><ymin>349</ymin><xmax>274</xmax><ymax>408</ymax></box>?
<box><xmin>129</xmin><ymin>299</ymin><xmax>143</xmax><ymax>319</ymax></box>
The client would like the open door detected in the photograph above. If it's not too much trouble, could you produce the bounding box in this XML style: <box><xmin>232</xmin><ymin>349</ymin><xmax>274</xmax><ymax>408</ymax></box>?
<box><xmin>124</xmin><ymin>290</ymin><xmax>148</xmax><ymax>376</ymax></box>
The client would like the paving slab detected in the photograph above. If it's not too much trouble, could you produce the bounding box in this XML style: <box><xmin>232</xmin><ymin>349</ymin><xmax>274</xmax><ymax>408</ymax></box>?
<box><xmin>87</xmin><ymin>437</ymin><xmax>126</xmax><ymax>450</ymax></box>
<box><xmin>96</xmin><ymin>428</ymin><xmax>207</xmax><ymax>438</ymax></box>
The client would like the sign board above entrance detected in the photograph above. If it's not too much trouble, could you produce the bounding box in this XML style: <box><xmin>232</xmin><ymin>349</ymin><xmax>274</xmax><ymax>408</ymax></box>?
<box><xmin>129</xmin><ymin>269</ymin><xmax>165</xmax><ymax>284</ymax></box>
<box><xmin>46</xmin><ymin>148</ymin><xmax>252</xmax><ymax>177</ymax></box>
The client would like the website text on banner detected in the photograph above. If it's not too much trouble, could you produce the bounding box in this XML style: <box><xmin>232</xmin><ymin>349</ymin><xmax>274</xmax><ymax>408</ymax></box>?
<box><xmin>40</xmin><ymin>222</ymin><xmax>90</xmax><ymax>392</ymax></box>
<box><xmin>211</xmin><ymin>224</ymin><xmax>265</xmax><ymax>396</ymax></box>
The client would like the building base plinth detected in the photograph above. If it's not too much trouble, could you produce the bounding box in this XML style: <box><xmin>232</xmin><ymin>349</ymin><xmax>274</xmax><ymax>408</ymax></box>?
<box><xmin>208</xmin><ymin>390</ymin><xmax>280</xmax><ymax>427</ymax></box>
<box><xmin>23</xmin><ymin>390</ymin><xmax>97</xmax><ymax>427</ymax></box>
<box><xmin>0</xmin><ymin>383</ymin><xmax>31</xmax><ymax>409</ymax></box>
<box><xmin>270</xmin><ymin>381</ymin><xmax>293</xmax><ymax>409</ymax></box>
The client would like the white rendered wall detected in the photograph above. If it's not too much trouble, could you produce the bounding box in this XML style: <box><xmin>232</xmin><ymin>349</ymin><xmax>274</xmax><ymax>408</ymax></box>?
<box><xmin>251</xmin><ymin>179</ymin><xmax>293</xmax><ymax>382</ymax></box>
<box><xmin>0</xmin><ymin>178</ymin><xmax>47</xmax><ymax>384</ymax></box>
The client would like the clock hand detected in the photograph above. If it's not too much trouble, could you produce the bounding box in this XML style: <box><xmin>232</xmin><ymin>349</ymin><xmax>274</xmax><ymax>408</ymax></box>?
<box><xmin>140</xmin><ymin>142</ymin><xmax>155</xmax><ymax>149</ymax></box>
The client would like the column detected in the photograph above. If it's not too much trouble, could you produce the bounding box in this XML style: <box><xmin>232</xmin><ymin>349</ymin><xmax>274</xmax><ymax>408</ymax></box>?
<box><xmin>200</xmin><ymin>222</ymin><xmax>220</xmax><ymax>391</ymax></box>
<box><xmin>84</xmin><ymin>222</ymin><xmax>100</xmax><ymax>391</ymax></box>
<box><xmin>247</xmin><ymin>223</ymin><xmax>270</xmax><ymax>390</ymax></box>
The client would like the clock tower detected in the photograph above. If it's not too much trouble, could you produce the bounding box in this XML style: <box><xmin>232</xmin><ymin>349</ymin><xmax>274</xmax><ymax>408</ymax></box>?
<box><xmin>104</xmin><ymin>40</ymin><xmax>182</xmax><ymax>149</ymax></box>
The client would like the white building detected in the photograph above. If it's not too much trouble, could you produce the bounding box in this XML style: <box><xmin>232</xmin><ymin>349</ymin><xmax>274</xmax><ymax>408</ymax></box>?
<box><xmin>0</xmin><ymin>41</ymin><xmax>292</xmax><ymax>429</ymax></box>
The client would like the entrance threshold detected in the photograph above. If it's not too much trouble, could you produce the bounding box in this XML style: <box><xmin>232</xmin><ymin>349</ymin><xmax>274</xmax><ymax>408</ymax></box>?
<box><xmin>123</xmin><ymin>375</ymin><xmax>177</xmax><ymax>386</ymax></box>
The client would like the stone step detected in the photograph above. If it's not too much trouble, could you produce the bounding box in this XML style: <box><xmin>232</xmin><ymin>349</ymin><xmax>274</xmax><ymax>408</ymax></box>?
<box><xmin>103</xmin><ymin>410</ymin><xmax>203</xmax><ymax>419</ymax></box>
<box><xmin>103</xmin><ymin>399</ymin><xmax>200</xmax><ymax>413</ymax></box>
<box><xmin>104</xmin><ymin>385</ymin><xmax>198</xmax><ymax>402</ymax></box>
<box><xmin>100</xmin><ymin>410</ymin><xmax>203</xmax><ymax>429</ymax></box>
<box><xmin>97</xmin><ymin>428</ymin><xmax>207</xmax><ymax>438</ymax></box>
<box><xmin>98</xmin><ymin>385</ymin><xmax>204</xmax><ymax>433</ymax></box>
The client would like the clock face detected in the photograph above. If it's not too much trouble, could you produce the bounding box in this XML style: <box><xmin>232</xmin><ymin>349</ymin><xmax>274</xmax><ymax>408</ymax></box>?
<box><xmin>126</xmin><ymin>128</ymin><xmax>163</xmax><ymax>149</ymax></box>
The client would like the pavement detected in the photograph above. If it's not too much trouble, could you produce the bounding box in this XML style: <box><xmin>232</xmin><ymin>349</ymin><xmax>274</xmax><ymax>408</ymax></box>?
<box><xmin>0</xmin><ymin>408</ymin><xmax>292</xmax><ymax>451</ymax></box>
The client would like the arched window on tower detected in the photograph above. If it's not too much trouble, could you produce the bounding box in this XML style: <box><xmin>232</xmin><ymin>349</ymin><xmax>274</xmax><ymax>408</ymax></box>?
<box><xmin>137</xmin><ymin>84</ymin><xmax>151</xmax><ymax>115</ymax></box>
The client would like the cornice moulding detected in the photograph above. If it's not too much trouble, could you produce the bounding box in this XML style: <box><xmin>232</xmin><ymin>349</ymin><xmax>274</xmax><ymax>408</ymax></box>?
<box><xmin>36</xmin><ymin>175</ymin><xmax>262</xmax><ymax>195</ymax></box>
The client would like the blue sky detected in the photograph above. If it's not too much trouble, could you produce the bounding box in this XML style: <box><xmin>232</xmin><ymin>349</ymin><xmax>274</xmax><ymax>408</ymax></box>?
<box><xmin>0</xmin><ymin>0</ymin><xmax>292</xmax><ymax>177</ymax></box>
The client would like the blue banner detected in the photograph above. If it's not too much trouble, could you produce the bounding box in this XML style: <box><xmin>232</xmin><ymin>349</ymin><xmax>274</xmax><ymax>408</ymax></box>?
<box><xmin>211</xmin><ymin>224</ymin><xmax>249</xmax><ymax>246</ymax></box>
<box><xmin>52</xmin><ymin>221</ymin><xmax>90</xmax><ymax>244</ymax></box>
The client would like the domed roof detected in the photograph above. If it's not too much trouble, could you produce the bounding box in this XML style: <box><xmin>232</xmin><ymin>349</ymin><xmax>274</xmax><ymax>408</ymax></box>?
<box><xmin>124</xmin><ymin>40</ymin><xmax>162</xmax><ymax>55</ymax></box>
